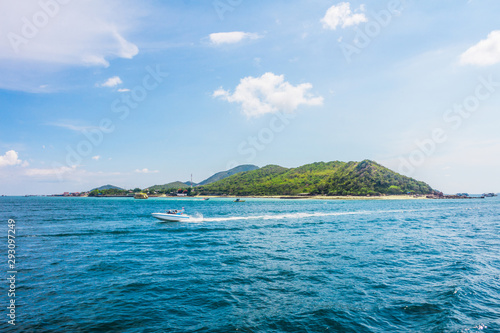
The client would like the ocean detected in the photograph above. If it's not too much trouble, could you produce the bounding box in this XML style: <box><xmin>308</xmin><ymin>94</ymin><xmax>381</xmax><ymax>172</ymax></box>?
<box><xmin>1</xmin><ymin>196</ymin><xmax>499</xmax><ymax>332</ymax></box>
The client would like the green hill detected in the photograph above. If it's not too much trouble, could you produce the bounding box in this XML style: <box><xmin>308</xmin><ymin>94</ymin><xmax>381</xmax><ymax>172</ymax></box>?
<box><xmin>146</xmin><ymin>181</ymin><xmax>189</xmax><ymax>191</ymax></box>
<box><xmin>91</xmin><ymin>184</ymin><xmax>125</xmax><ymax>191</ymax></box>
<box><xmin>198</xmin><ymin>164</ymin><xmax>259</xmax><ymax>185</ymax></box>
<box><xmin>197</xmin><ymin>160</ymin><xmax>434</xmax><ymax>196</ymax></box>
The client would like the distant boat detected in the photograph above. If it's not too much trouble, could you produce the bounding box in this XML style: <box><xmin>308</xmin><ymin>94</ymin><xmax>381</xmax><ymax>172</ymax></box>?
<box><xmin>134</xmin><ymin>193</ymin><xmax>148</xmax><ymax>199</ymax></box>
<box><xmin>152</xmin><ymin>209</ymin><xmax>190</xmax><ymax>222</ymax></box>
<box><xmin>203</xmin><ymin>198</ymin><xmax>210</xmax><ymax>200</ymax></box>
<box><xmin>234</xmin><ymin>198</ymin><xmax>245</xmax><ymax>202</ymax></box>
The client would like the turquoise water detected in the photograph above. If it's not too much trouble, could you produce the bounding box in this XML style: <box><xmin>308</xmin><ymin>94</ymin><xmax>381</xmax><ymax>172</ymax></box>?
<box><xmin>1</xmin><ymin>196</ymin><xmax>499</xmax><ymax>332</ymax></box>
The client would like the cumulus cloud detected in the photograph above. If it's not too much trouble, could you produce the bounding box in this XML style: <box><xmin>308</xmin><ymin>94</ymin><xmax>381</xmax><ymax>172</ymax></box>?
<box><xmin>92</xmin><ymin>155</ymin><xmax>101</xmax><ymax>161</ymax></box>
<box><xmin>460</xmin><ymin>30</ymin><xmax>500</xmax><ymax>66</ymax></box>
<box><xmin>135</xmin><ymin>168</ymin><xmax>159</xmax><ymax>174</ymax></box>
<box><xmin>0</xmin><ymin>0</ymin><xmax>139</xmax><ymax>67</ymax></box>
<box><xmin>0</xmin><ymin>150</ymin><xmax>24</xmax><ymax>167</ymax></box>
<box><xmin>97</xmin><ymin>76</ymin><xmax>123</xmax><ymax>88</ymax></box>
<box><xmin>209</xmin><ymin>32</ymin><xmax>261</xmax><ymax>45</ymax></box>
<box><xmin>321</xmin><ymin>2</ymin><xmax>367</xmax><ymax>30</ymax></box>
<box><xmin>213</xmin><ymin>72</ymin><xmax>323</xmax><ymax>117</ymax></box>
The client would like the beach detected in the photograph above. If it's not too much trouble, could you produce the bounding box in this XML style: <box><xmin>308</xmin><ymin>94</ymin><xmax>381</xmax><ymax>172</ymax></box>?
<box><xmin>198</xmin><ymin>194</ymin><xmax>428</xmax><ymax>200</ymax></box>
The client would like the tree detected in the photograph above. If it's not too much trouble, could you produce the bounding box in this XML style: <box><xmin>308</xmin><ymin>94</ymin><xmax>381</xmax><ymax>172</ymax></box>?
<box><xmin>387</xmin><ymin>185</ymin><xmax>402</xmax><ymax>194</ymax></box>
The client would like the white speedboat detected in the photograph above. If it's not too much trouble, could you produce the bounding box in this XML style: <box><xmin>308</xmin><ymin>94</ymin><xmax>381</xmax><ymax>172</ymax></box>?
<box><xmin>152</xmin><ymin>209</ymin><xmax>190</xmax><ymax>222</ymax></box>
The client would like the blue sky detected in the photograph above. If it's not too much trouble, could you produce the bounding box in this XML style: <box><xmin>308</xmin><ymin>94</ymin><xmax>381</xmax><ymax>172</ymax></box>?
<box><xmin>1</xmin><ymin>0</ymin><xmax>500</xmax><ymax>195</ymax></box>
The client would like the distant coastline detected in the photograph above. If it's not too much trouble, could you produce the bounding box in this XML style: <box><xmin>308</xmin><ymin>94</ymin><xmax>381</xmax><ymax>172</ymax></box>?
<box><xmin>8</xmin><ymin>194</ymin><xmax>428</xmax><ymax>200</ymax></box>
<box><xmin>4</xmin><ymin>194</ymin><xmax>492</xmax><ymax>200</ymax></box>
<box><xmin>201</xmin><ymin>194</ymin><xmax>429</xmax><ymax>200</ymax></box>
<box><xmin>47</xmin><ymin>194</ymin><xmax>478</xmax><ymax>200</ymax></box>
<box><xmin>14</xmin><ymin>161</ymin><xmax>497</xmax><ymax>199</ymax></box>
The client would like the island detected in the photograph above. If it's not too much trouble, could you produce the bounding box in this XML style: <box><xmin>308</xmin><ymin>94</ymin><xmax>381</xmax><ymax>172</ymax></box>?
<box><xmin>73</xmin><ymin>160</ymin><xmax>442</xmax><ymax>199</ymax></box>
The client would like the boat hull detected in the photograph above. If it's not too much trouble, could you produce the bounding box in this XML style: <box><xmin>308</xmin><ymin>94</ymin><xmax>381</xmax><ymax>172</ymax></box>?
<box><xmin>152</xmin><ymin>213</ymin><xmax>191</xmax><ymax>222</ymax></box>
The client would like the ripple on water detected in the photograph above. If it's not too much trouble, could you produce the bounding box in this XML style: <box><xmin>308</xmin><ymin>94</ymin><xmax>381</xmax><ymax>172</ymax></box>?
<box><xmin>1</xmin><ymin>196</ymin><xmax>499</xmax><ymax>332</ymax></box>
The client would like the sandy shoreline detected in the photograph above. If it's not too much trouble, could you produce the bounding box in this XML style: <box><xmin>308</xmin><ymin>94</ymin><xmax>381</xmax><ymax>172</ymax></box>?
<box><xmin>71</xmin><ymin>194</ymin><xmax>429</xmax><ymax>200</ymax></box>
<box><xmin>197</xmin><ymin>195</ymin><xmax>428</xmax><ymax>200</ymax></box>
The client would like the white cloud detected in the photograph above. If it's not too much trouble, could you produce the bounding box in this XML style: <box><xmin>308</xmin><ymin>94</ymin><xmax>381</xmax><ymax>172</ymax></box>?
<box><xmin>460</xmin><ymin>30</ymin><xmax>500</xmax><ymax>66</ymax></box>
<box><xmin>92</xmin><ymin>155</ymin><xmax>101</xmax><ymax>161</ymax></box>
<box><xmin>25</xmin><ymin>165</ymin><xmax>76</xmax><ymax>177</ymax></box>
<box><xmin>135</xmin><ymin>168</ymin><xmax>159</xmax><ymax>174</ymax></box>
<box><xmin>209</xmin><ymin>32</ymin><xmax>261</xmax><ymax>45</ymax></box>
<box><xmin>23</xmin><ymin>166</ymin><xmax>125</xmax><ymax>184</ymax></box>
<box><xmin>0</xmin><ymin>1</ymin><xmax>139</xmax><ymax>67</ymax></box>
<box><xmin>0</xmin><ymin>150</ymin><xmax>23</xmax><ymax>167</ymax></box>
<box><xmin>213</xmin><ymin>72</ymin><xmax>323</xmax><ymax>117</ymax></box>
<box><xmin>45</xmin><ymin>120</ymin><xmax>99</xmax><ymax>132</ymax></box>
<box><xmin>97</xmin><ymin>76</ymin><xmax>122</xmax><ymax>88</ymax></box>
<box><xmin>117</xmin><ymin>88</ymin><xmax>130</xmax><ymax>92</ymax></box>
<box><xmin>321</xmin><ymin>2</ymin><xmax>367</xmax><ymax>30</ymax></box>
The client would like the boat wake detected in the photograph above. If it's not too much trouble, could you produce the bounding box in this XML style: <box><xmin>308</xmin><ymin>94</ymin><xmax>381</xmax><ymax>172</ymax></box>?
<box><xmin>187</xmin><ymin>213</ymin><xmax>205</xmax><ymax>223</ymax></box>
<box><xmin>188</xmin><ymin>211</ymin><xmax>369</xmax><ymax>223</ymax></box>
<box><xmin>187</xmin><ymin>207</ymin><xmax>456</xmax><ymax>223</ymax></box>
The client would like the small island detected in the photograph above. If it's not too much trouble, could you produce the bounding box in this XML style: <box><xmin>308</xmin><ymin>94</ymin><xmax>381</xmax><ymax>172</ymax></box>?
<box><xmin>60</xmin><ymin>160</ymin><xmax>448</xmax><ymax>200</ymax></box>
<box><xmin>196</xmin><ymin>160</ymin><xmax>435</xmax><ymax>197</ymax></box>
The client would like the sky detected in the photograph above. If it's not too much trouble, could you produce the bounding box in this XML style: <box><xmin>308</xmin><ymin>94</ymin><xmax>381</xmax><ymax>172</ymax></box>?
<box><xmin>1</xmin><ymin>0</ymin><xmax>500</xmax><ymax>195</ymax></box>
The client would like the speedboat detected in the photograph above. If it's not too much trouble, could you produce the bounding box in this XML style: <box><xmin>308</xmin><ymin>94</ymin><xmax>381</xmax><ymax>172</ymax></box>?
<box><xmin>234</xmin><ymin>198</ymin><xmax>245</xmax><ymax>202</ymax></box>
<box><xmin>152</xmin><ymin>209</ymin><xmax>190</xmax><ymax>222</ymax></box>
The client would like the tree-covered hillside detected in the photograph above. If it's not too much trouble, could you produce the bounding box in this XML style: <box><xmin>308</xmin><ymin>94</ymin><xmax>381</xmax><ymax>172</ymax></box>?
<box><xmin>88</xmin><ymin>188</ymin><xmax>130</xmax><ymax>196</ymax></box>
<box><xmin>90</xmin><ymin>184</ymin><xmax>125</xmax><ymax>191</ymax></box>
<box><xmin>146</xmin><ymin>181</ymin><xmax>189</xmax><ymax>191</ymax></box>
<box><xmin>197</xmin><ymin>160</ymin><xmax>434</xmax><ymax>196</ymax></box>
<box><xmin>198</xmin><ymin>164</ymin><xmax>259</xmax><ymax>185</ymax></box>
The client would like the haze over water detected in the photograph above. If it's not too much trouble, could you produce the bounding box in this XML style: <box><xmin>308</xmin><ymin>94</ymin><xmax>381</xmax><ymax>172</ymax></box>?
<box><xmin>1</xmin><ymin>196</ymin><xmax>499</xmax><ymax>332</ymax></box>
